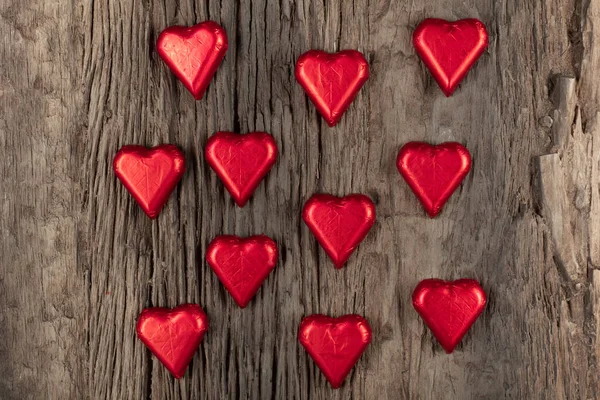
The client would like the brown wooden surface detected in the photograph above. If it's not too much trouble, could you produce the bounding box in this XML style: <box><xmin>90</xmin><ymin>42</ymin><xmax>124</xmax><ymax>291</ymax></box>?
<box><xmin>2</xmin><ymin>0</ymin><xmax>600</xmax><ymax>399</ymax></box>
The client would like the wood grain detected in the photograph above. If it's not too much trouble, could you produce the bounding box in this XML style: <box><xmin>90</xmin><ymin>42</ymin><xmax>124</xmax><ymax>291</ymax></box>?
<box><xmin>2</xmin><ymin>0</ymin><xmax>600</xmax><ymax>398</ymax></box>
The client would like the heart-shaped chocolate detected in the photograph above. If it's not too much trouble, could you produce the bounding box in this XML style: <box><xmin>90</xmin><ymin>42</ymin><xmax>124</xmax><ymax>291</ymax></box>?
<box><xmin>157</xmin><ymin>21</ymin><xmax>228</xmax><ymax>99</ymax></box>
<box><xmin>299</xmin><ymin>314</ymin><xmax>372</xmax><ymax>388</ymax></box>
<box><xmin>295</xmin><ymin>50</ymin><xmax>369</xmax><ymax>126</ymax></box>
<box><xmin>113</xmin><ymin>145</ymin><xmax>185</xmax><ymax>219</ymax></box>
<box><xmin>413</xmin><ymin>279</ymin><xmax>486</xmax><ymax>353</ymax></box>
<box><xmin>413</xmin><ymin>19</ymin><xmax>488</xmax><ymax>96</ymax></box>
<box><xmin>136</xmin><ymin>304</ymin><xmax>209</xmax><ymax>378</ymax></box>
<box><xmin>397</xmin><ymin>142</ymin><xmax>471</xmax><ymax>217</ymax></box>
<box><xmin>302</xmin><ymin>194</ymin><xmax>376</xmax><ymax>268</ymax></box>
<box><xmin>205</xmin><ymin>131</ymin><xmax>278</xmax><ymax>207</ymax></box>
<box><xmin>206</xmin><ymin>235</ymin><xmax>278</xmax><ymax>308</ymax></box>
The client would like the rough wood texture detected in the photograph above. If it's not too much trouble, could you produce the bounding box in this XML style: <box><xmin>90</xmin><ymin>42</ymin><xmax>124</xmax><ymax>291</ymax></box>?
<box><xmin>2</xmin><ymin>0</ymin><xmax>600</xmax><ymax>399</ymax></box>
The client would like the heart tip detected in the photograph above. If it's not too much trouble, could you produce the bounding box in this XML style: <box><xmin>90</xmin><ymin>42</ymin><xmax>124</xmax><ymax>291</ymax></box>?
<box><xmin>232</xmin><ymin>292</ymin><xmax>252</xmax><ymax>308</ymax></box>
<box><xmin>324</xmin><ymin>117</ymin><xmax>339</xmax><ymax>127</ymax></box>
<box><xmin>439</xmin><ymin>85</ymin><xmax>455</xmax><ymax>97</ymax></box>
<box><xmin>191</xmin><ymin>91</ymin><xmax>205</xmax><ymax>100</ymax></box>
<box><xmin>441</xmin><ymin>342</ymin><xmax>457</xmax><ymax>354</ymax></box>
<box><xmin>443</xmin><ymin>347</ymin><xmax>455</xmax><ymax>354</ymax></box>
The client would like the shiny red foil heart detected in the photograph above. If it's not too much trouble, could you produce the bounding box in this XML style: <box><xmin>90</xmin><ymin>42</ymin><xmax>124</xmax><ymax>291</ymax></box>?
<box><xmin>413</xmin><ymin>19</ymin><xmax>488</xmax><ymax>96</ymax></box>
<box><xmin>299</xmin><ymin>314</ymin><xmax>372</xmax><ymax>388</ymax></box>
<box><xmin>206</xmin><ymin>235</ymin><xmax>278</xmax><ymax>308</ymax></box>
<box><xmin>113</xmin><ymin>145</ymin><xmax>185</xmax><ymax>219</ymax></box>
<box><xmin>295</xmin><ymin>50</ymin><xmax>369</xmax><ymax>127</ymax></box>
<box><xmin>303</xmin><ymin>194</ymin><xmax>376</xmax><ymax>268</ymax></box>
<box><xmin>157</xmin><ymin>21</ymin><xmax>228</xmax><ymax>100</ymax></box>
<box><xmin>413</xmin><ymin>279</ymin><xmax>486</xmax><ymax>353</ymax></box>
<box><xmin>136</xmin><ymin>304</ymin><xmax>209</xmax><ymax>378</ymax></box>
<box><xmin>397</xmin><ymin>142</ymin><xmax>471</xmax><ymax>218</ymax></box>
<box><xmin>205</xmin><ymin>131</ymin><xmax>278</xmax><ymax>207</ymax></box>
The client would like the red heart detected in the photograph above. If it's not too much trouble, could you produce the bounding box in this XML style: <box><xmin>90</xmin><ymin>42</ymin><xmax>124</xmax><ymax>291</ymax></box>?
<box><xmin>206</xmin><ymin>235</ymin><xmax>278</xmax><ymax>308</ymax></box>
<box><xmin>413</xmin><ymin>19</ymin><xmax>488</xmax><ymax>96</ymax></box>
<box><xmin>113</xmin><ymin>145</ymin><xmax>185</xmax><ymax>219</ymax></box>
<box><xmin>295</xmin><ymin>50</ymin><xmax>369</xmax><ymax>127</ymax></box>
<box><xmin>397</xmin><ymin>142</ymin><xmax>471</xmax><ymax>218</ymax></box>
<box><xmin>157</xmin><ymin>21</ymin><xmax>228</xmax><ymax>100</ymax></box>
<box><xmin>413</xmin><ymin>279</ymin><xmax>486</xmax><ymax>353</ymax></box>
<box><xmin>205</xmin><ymin>132</ymin><xmax>278</xmax><ymax>207</ymax></box>
<box><xmin>303</xmin><ymin>194</ymin><xmax>376</xmax><ymax>268</ymax></box>
<box><xmin>136</xmin><ymin>304</ymin><xmax>209</xmax><ymax>378</ymax></box>
<box><xmin>298</xmin><ymin>314</ymin><xmax>372</xmax><ymax>388</ymax></box>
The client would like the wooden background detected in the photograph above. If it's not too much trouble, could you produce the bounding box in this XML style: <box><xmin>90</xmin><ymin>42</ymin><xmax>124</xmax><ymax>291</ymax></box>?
<box><xmin>2</xmin><ymin>0</ymin><xmax>600</xmax><ymax>398</ymax></box>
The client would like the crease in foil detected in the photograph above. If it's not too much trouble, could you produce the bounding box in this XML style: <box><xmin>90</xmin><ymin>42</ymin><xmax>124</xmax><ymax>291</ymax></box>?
<box><xmin>206</xmin><ymin>235</ymin><xmax>278</xmax><ymax>308</ymax></box>
<box><xmin>113</xmin><ymin>144</ymin><xmax>186</xmax><ymax>219</ymax></box>
<box><xmin>136</xmin><ymin>304</ymin><xmax>209</xmax><ymax>378</ymax></box>
<box><xmin>302</xmin><ymin>194</ymin><xmax>376</xmax><ymax>268</ymax></box>
<box><xmin>412</xmin><ymin>279</ymin><xmax>486</xmax><ymax>353</ymax></box>
<box><xmin>299</xmin><ymin>314</ymin><xmax>372</xmax><ymax>388</ymax></box>
<box><xmin>205</xmin><ymin>131</ymin><xmax>278</xmax><ymax>207</ymax></box>
<box><xmin>295</xmin><ymin>50</ymin><xmax>369</xmax><ymax>126</ymax></box>
<box><xmin>397</xmin><ymin>142</ymin><xmax>471</xmax><ymax>218</ymax></box>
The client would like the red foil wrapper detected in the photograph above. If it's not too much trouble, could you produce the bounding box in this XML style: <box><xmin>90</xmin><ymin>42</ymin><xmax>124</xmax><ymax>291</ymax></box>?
<box><xmin>205</xmin><ymin>132</ymin><xmax>278</xmax><ymax>207</ymax></box>
<box><xmin>136</xmin><ymin>304</ymin><xmax>209</xmax><ymax>379</ymax></box>
<box><xmin>396</xmin><ymin>142</ymin><xmax>471</xmax><ymax>218</ymax></box>
<box><xmin>413</xmin><ymin>19</ymin><xmax>488</xmax><ymax>96</ymax></box>
<box><xmin>113</xmin><ymin>145</ymin><xmax>185</xmax><ymax>219</ymax></box>
<box><xmin>299</xmin><ymin>314</ymin><xmax>372</xmax><ymax>389</ymax></box>
<box><xmin>206</xmin><ymin>235</ymin><xmax>278</xmax><ymax>308</ymax></box>
<box><xmin>157</xmin><ymin>21</ymin><xmax>228</xmax><ymax>100</ymax></box>
<box><xmin>295</xmin><ymin>50</ymin><xmax>369</xmax><ymax>127</ymax></box>
<box><xmin>413</xmin><ymin>279</ymin><xmax>486</xmax><ymax>353</ymax></box>
<box><xmin>302</xmin><ymin>194</ymin><xmax>376</xmax><ymax>268</ymax></box>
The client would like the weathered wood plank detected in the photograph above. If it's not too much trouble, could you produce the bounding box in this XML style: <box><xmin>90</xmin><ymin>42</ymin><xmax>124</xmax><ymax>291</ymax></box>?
<box><xmin>0</xmin><ymin>0</ymin><xmax>87</xmax><ymax>399</ymax></box>
<box><xmin>3</xmin><ymin>0</ymin><xmax>600</xmax><ymax>398</ymax></box>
